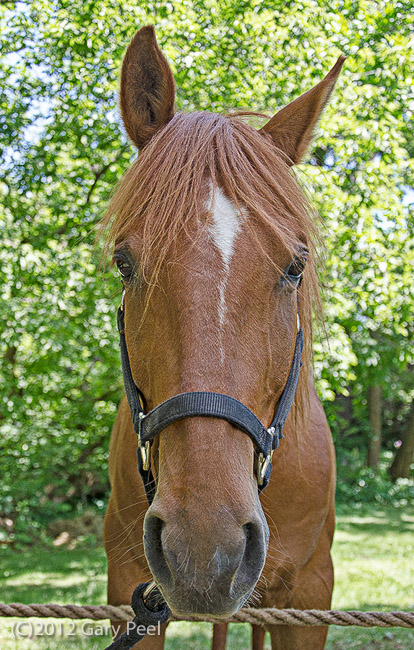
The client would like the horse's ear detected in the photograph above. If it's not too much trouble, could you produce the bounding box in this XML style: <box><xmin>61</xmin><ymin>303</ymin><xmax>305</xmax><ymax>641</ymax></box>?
<box><xmin>120</xmin><ymin>26</ymin><xmax>175</xmax><ymax>149</ymax></box>
<box><xmin>260</xmin><ymin>56</ymin><xmax>346</xmax><ymax>165</ymax></box>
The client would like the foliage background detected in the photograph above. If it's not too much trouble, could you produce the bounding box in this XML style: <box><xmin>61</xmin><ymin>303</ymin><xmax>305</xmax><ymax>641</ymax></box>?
<box><xmin>0</xmin><ymin>0</ymin><xmax>413</xmax><ymax>542</ymax></box>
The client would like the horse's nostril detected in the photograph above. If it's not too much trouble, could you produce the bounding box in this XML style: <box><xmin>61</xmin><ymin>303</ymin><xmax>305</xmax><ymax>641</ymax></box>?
<box><xmin>243</xmin><ymin>521</ymin><xmax>260</xmax><ymax>565</ymax></box>
<box><xmin>143</xmin><ymin>513</ymin><xmax>173</xmax><ymax>590</ymax></box>
<box><xmin>229</xmin><ymin>520</ymin><xmax>267</xmax><ymax>600</ymax></box>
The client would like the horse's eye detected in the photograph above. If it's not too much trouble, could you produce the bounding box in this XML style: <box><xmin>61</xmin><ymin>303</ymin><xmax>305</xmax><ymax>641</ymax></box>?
<box><xmin>286</xmin><ymin>254</ymin><xmax>307</xmax><ymax>279</ymax></box>
<box><xmin>283</xmin><ymin>253</ymin><xmax>308</xmax><ymax>288</ymax></box>
<box><xmin>116</xmin><ymin>259</ymin><xmax>133</xmax><ymax>279</ymax></box>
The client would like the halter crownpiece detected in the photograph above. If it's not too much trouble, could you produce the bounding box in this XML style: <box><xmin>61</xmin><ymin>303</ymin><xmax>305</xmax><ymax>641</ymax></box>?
<box><xmin>117</xmin><ymin>289</ymin><xmax>304</xmax><ymax>504</ymax></box>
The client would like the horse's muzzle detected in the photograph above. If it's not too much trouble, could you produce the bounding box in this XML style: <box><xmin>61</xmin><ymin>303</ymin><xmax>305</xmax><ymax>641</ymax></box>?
<box><xmin>143</xmin><ymin>506</ymin><xmax>269</xmax><ymax>617</ymax></box>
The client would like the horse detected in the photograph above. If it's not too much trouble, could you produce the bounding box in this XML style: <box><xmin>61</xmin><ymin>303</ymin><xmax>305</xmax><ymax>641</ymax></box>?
<box><xmin>102</xmin><ymin>25</ymin><xmax>344</xmax><ymax>650</ymax></box>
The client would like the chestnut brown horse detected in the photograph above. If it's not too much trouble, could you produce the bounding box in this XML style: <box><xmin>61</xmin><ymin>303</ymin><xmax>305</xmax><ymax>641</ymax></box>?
<box><xmin>103</xmin><ymin>26</ymin><xmax>344</xmax><ymax>650</ymax></box>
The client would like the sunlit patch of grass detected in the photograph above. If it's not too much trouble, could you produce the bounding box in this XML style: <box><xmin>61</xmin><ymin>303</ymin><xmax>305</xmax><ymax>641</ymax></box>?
<box><xmin>331</xmin><ymin>508</ymin><xmax>414</xmax><ymax>611</ymax></box>
<box><xmin>0</xmin><ymin>507</ymin><xmax>412</xmax><ymax>649</ymax></box>
<box><xmin>327</xmin><ymin>507</ymin><xmax>414</xmax><ymax>649</ymax></box>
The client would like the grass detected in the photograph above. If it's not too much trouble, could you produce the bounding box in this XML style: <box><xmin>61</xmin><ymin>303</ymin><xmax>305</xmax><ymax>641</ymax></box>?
<box><xmin>0</xmin><ymin>506</ymin><xmax>413</xmax><ymax>649</ymax></box>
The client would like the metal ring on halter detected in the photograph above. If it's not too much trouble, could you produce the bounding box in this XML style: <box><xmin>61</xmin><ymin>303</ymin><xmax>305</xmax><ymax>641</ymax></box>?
<box><xmin>137</xmin><ymin>412</ymin><xmax>151</xmax><ymax>471</ymax></box>
<box><xmin>257</xmin><ymin>426</ymin><xmax>276</xmax><ymax>487</ymax></box>
<box><xmin>139</xmin><ymin>441</ymin><xmax>151</xmax><ymax>471</ymax></box>
<box><xmin>257</xmin><ymin>451</ymin><xmax>273</xmax><ymax>487</ymax></box>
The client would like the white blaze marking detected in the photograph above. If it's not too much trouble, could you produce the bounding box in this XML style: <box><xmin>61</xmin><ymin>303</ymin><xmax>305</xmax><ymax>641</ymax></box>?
<box><xmin>207</xmin><ymin>186</ymin><xmax>243</xmax><ymax>363</ymax></box>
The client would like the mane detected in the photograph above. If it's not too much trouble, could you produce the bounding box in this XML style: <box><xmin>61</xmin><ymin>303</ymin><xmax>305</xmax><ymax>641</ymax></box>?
<box><xmin>100</xmin><ymin>111</ymin><xmax>323</xmax><ymax>428</ymax></box>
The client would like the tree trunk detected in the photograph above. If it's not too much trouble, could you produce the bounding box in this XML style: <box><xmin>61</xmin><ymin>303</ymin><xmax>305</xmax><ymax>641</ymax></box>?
<box><xmin>389</xmin><ymin>402</ymin><xmax>414</xmax><ymax>481</ymax></box>
<box><xmin>367</xmin><ymin>385</ymin><xmax>382</xmax><ymax>470</ymax></box>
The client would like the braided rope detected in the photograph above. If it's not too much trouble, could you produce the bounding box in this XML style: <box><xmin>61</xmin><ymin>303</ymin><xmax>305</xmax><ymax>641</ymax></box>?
<box><xmin>0</xmin><ymin>603</ymin><xmax>413</xmax><ymax>628</ymax></box>
<box><xmin>0</xmin><ymin>603</ymin><xmax>133</xmax><ymax>622</ymax></box>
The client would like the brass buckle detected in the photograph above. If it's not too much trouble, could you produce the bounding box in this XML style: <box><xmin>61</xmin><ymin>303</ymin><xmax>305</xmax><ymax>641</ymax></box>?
<box><xmin>140</xmin><ymin>441</ymin><xmax>151</xmax><ymax>472</ymax></box>
<box><xmin>137</xmin><ymin>412</ymin><xmax>151</xmax><ymax>471</ymax></box>
<box><xmin>257</xmin><ymin>426</ymin><xmax>276</xmax><ymax>486</ymax></box>
<box><xmin>257</xmin><ymin>451</ymin><xmax>273</xmax><ymax>486</ymax></box>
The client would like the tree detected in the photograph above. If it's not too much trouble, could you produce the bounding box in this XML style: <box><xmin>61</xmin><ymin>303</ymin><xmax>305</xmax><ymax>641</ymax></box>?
<box><xmin>389</xmin><ymin>401</ymin><xmax>414</xmax><ymax>481</ymax></box>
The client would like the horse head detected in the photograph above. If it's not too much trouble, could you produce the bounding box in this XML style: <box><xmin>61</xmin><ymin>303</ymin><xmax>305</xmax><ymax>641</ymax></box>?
<box><xmin>105</xmin><ymin>26</ymin><xmax>343</xmax><ymax>618</ymax></box>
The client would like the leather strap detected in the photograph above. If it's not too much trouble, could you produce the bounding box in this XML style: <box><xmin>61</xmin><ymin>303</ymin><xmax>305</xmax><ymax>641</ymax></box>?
<box><xmin>137</xmin><ymin>392</ymin><xmax>273</xmax><ymax>451</ymax></box>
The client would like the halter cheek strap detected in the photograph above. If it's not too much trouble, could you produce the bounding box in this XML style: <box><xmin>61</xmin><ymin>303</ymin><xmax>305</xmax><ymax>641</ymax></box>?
<box><xmin>117</xmin><ymin>293</ymin><xmax>304</xmax><ymax>505</ymax></box>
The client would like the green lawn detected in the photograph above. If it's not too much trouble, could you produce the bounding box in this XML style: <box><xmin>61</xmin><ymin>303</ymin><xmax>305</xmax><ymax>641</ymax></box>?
<box><xmin>0</xmin><ymin>507</ymin><xmax>413</xmax><ymax>649</ymax></box>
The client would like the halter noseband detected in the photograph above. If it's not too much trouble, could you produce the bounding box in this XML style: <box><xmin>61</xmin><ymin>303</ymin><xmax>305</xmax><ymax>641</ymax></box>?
<box><xmin>117</xmin><ymin>290</ymin><xmax>304</xmax><ymax>504</ymax></box>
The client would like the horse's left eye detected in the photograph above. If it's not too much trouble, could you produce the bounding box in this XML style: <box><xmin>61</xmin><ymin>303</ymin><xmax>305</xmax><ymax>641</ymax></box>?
<box><xmin>283</xmin><ymin>253</ymin><xmax>308</xmax><ymax>286</ymax></box>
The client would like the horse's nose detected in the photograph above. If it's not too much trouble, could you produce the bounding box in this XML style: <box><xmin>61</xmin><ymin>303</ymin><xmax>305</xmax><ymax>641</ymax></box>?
<box><xmin>143</xmin><ymin>508</ymin><xmax>268</xmax><ymax>617</ymax></box>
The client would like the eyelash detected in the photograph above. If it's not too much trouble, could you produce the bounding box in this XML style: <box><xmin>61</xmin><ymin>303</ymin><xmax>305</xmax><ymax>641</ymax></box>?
<box><xmin>282</xmin><ymin>253</ymin><xmax>308</xmax><ymax>288</ymax></box>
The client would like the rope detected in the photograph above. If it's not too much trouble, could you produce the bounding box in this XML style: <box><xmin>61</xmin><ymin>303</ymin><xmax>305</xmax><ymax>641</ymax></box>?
<box><xmin>1</xmin><ymin>603</ymin><xmax>413</xmax><ymax>628</ymax></box>
<box><xmin>0</xmin><ymin>603</ymin><xmax>132</xmax><ymax>622</ymax></box>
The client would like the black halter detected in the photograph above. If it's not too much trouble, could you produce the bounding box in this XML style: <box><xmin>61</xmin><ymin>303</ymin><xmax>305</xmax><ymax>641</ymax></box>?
<box><xmin>117</xmin><ymin>291</ymin><xmax>304</xmax><ymax>504</ymax></box>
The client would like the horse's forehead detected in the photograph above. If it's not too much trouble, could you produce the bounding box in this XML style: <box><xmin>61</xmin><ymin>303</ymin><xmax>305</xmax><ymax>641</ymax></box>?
<box><xmin>207</xmin><ymin>185</ymin><xmax>243</xmax><ymax>270</ymax></box>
